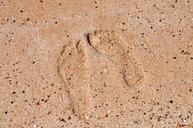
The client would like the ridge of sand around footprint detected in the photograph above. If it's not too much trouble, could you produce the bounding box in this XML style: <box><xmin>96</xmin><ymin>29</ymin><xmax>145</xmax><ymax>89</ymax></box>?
<box><xmin>58</xmin><ymin>30</ymin><xmax>145</xmax><ymax>119</ymax></box>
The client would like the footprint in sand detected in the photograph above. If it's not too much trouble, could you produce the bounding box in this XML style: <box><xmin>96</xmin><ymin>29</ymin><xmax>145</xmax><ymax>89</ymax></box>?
<box><xmin>58</xmin><ymin>40</ymin><xmax>93</xmax><ymax>119</ymax></box>
<box><xmin>87</xmin><ymin>30</ymin><xmax>144</xmax><ymax>86</ymax></box>
<box><xmin>58</xmin><ymin>30</ymin><xmax>145</xmax><ymax>119</ymax></box>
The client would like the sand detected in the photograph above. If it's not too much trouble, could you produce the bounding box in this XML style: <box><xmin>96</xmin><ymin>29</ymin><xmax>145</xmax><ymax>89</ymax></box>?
<box><xmin>0</xmin><ymin>0</ymin><xmax>193</xmax><ymax>128</ymax></box>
